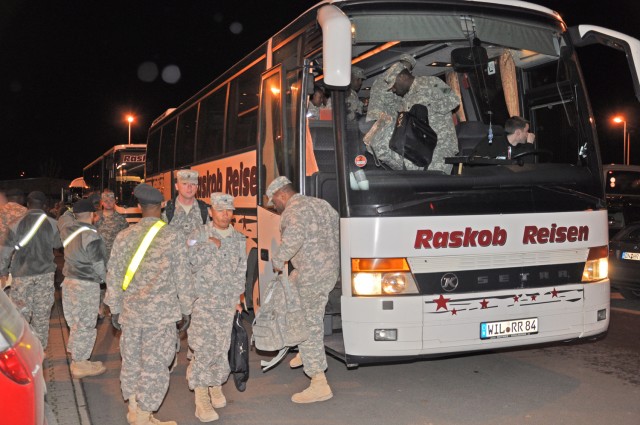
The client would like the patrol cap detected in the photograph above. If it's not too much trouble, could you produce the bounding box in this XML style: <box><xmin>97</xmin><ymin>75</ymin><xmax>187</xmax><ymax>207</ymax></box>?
<box><xmin>101</xmin><ymin>191</ymin><xmax>115</xmax><ymax>200</ymax></box>
<box><xmin>351</xmin><ymin>66</ymin><xmax>366</xmax><ymax>80</ymax></box>
<box><xmin>383</xmin><ymin>62</ymin><xmax>407</xmax><ymax>90</ymax></box>
<box><xmin>133</xmin><ymin>183</ymin><xmax>164</xmax><ymax>205</ymax></box>
<box><xmin>210</xmin><ymin>192</ymin><xmax>235</xmax><ymax>211</ymax></box>
<box><xmin>398</xmin><ymin>54</ymin><xmax>417</xmax><ymax>71</ymax></box>
<box><xmin>27</xmin><ymin>191</ymin><xmax>47</xmax><ymax>204</ymax></box>
<box><xmin>265</xmin><ymin>176</ymin><xmax>292</xmax><ymax>207</ymax></box>
<box><xmin>73</xmin><ymin>198</ymin><xmax>95</xmax><ymax>213</ymax></box>
<box><xmin>176</xmin><ymin>169</ymin><xmax>199</xmax><ymax>184</ymax></box>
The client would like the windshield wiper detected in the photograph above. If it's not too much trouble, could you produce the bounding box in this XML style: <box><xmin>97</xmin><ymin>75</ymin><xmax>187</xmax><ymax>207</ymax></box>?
<box><xmin>376</xmin><ymin>194</ymin><xmax>455</xmax><ymax>214</ymax></box>
<box><xmin>535</xmin><ymin>185</ymin><xmax>605</xmax><ymax>208</ymax></box>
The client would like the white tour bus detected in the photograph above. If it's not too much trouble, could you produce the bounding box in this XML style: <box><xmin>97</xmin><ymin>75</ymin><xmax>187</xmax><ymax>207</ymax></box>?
<box><xmin>144</xmin><ymin>0</ymin><xmax>640</xmax><ymax>367</ymax></box>
<box><xmin>83</xmin><ymin>144</ymin><xmax>147</xmax><ymax>223</ymax></box>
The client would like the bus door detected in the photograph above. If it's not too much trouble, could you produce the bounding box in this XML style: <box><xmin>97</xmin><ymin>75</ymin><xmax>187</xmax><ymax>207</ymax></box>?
<box><xmin>256</xmin><ymin>65</ymin><xmax>292</xmax><ymax>307</ymax></box>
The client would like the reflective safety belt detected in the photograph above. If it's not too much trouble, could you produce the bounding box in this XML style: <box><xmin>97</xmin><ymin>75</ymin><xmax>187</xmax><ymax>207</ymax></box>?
<box><xmin>14</xmin><ymin>214</ymin><xmax>48</xmax><ymax>251</ymax></box>
<box><xmin>122</xmin><ymin>220</ymin><xmax>166</xmax><ymax>290</ymax></box>
<box><xmin>62</xmin><ymin>226</ymin><xmax>97</xmax><ymax>248</ymax></box>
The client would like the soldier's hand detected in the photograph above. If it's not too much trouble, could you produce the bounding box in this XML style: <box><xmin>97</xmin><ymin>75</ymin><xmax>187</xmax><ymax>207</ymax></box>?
<box><xmin>177</xmin><ymin>314</ymin><xmax>191</xmax><ymax>333</ymax></box>
<box><xmin>208</xmin><ymin>236</ymin><xmax>221</xmax><ymax>248</ymax></box>
<box><xmin>111</xmin><ymin>313</ymin><xmax>121</xmax><ymax>331</ymax></box>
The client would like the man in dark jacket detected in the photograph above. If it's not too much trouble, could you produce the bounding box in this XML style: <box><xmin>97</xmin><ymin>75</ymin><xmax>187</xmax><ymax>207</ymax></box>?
<box><xmin>0</xmin><ymin>191</ymin><xmax>62</xmax><ymax>348</ymax></box>
<box><xmin>58</xmin><ymin>198</ymin><xmax>108</xmax><ymax>378</ymax></box>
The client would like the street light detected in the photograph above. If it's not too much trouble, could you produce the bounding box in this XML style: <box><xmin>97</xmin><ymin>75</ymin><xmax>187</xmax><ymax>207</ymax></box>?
<box><xmin>613</xmin><ymin>116</ymin><xmax>628</xmax><ymax>165</ymax></box>
<box><xmin>126</xmin><ymin>114</ymin><xmax>135</xmax><ymax>144</ymax></box>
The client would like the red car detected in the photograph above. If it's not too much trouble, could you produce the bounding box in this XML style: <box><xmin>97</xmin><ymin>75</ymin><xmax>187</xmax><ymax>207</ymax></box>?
<box><xmin>0</xmin><ymin>289</ymin><xmax>46</xmax><ymax>425</ymax></box>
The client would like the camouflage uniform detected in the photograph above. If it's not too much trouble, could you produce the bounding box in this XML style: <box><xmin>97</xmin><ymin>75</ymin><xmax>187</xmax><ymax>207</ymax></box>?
<box><xmin>186</xmin><ymin>222</ymin><xmax>247</xmax><ymax>389</ymax></box>
<box><xmin>400</xmin><ymin>76</ymin><xmax>460</xmax><ymax>173</ymax></box>
<box><xmin>0</xmin><ymin>209</ymin><xmax>62</xmax><ymax>348</ymax></box>
<box><xmin>346</xmin><ymin>89</ymin><xmax>364</xmax><ymax>121</ymax></box>
<box><xmin>58</xmin><ymin>209</ymin><xmax>107</xmax><ymax>361</ymax></box>
<box><xmin>366</xmin><ymin>76</ymin><xmax>402</xmax><ymax>122</ymax></box>
<box><xmin>364</xmin><ymin>73</ymin><xmax>459</xmax><ymax>172</ymax></box>
<box><xmin>105</xmin><ymin>216</ymin><xmax>194</xmax><ymax>412</ymax></box>
<box><xmin>162</xmin><ymin>199</ymin><xmax>208</xmax><ymax>237</ymax></box>
<box><xmin>272</xmin><ymin>193</ymin><xmax>340</xmax><ymax>377</ymax></box>
<box><xmin>95</xmin><ymin>210</ymin><xmax>128</xmax><ymax>261</ymax></box>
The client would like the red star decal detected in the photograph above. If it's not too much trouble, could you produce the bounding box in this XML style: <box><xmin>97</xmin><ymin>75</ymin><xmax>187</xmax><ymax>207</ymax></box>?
<box><xmin>531</xmin><ymin>294</ymin><xmax>537</xmax><ymax>301</ymax></box>
<box><xmin>551</xmin><ymin>288</ymin><xmax>558</xmax><ymax>298</ymax></box>
<box><xmin>433</xmin><ymin>294</ymin><xmax>451</xmax><ymax>311</ymax></box>
<box><xmin>480</xmin><ymin>299</ymin><xmax>489</xmax><ymax>309</ymax></box>
<box><xmin>513</xmin><ymin>295</ymin><xmax>519</xmax><ymax>302</ymax></box>
<box><xmin>451</xmin><ymin>308</ymin><xmax>457</xmax><ymax>315</ymax></box>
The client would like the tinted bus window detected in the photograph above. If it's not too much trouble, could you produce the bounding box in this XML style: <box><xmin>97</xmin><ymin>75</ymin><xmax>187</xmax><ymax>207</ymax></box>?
<box><xmin>176</xmin><ymin>106</ymin><xmax>197</xmax><ymax>167</ymax></box>
<box><xmin>196</xmin><ymin>87</ymin><xmax>226</xmax><ymax>161</ymax></box>
<box><xmin>146</xmin><ymin>129</ymin><xmax>161</xmax><ymax>176</ymax></box>
<box><xmin>159</xmin><ymin>120</ymin><xmax>176</xmax><ymax>172</ymax></box>
<box><xmin>227</xmin><ymin>59</ymin><xmax>264</xmax><ymax>152</ymax></box>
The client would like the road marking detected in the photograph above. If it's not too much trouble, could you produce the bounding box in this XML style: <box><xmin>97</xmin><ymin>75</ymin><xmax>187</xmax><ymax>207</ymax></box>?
<box><xmin>611</xmin><ymin>307</ymin><xmax>640</xmax><ymax>316</ymax></box>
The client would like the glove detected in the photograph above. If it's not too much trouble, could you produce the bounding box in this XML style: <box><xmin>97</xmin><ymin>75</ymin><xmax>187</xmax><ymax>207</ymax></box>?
<box><xmin>111</xmin><ymin>313</ymin><xmax>121</xmax><ymax>331</ymax></box>
<box><xmin>177</xmin><ymin>314</ymin><xmax>191</xmax><ymax>333</ymax></box>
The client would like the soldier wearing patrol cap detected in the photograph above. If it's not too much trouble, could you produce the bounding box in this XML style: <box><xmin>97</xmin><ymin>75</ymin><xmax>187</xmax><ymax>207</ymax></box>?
<box><xmin>57</xmin><ymin>198</ymin><xmax>108</xmax><ymax>379</ymax></box>
<box><xmin>266</xmin><ymin>176</ymin><xmax>339</xmax><ymax>404</ymax></box>
<box><xmin>106</xmin><ymin>183</ymin><xmax>194</xmax><ymax>425</ymax></box>
<box><xmin>366</xmin><ymin>54</ymin><xmax>417</xmax><ymax>123</ymax></box>
<box><xmin>185</xmin><ymin>192</ymin><xmax>247</xmax><ymax>422</ymax></box>
<box><xmin>162</xmin><ymin>169</ymin><xmax>210</xmax><ymax>235</ymax></box>
<box><xmin>0</xmin><ymin>190</ymin><xmax>62</xmax><ymax>349</ymax></box>
<box><xmin>346</xmin><ymin>66</ymin><xmax>366</xmax><ymax>121</ymax></box>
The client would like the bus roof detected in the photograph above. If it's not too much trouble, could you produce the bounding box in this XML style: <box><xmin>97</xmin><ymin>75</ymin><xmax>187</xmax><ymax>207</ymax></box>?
<box><xmin>83</xmin><ymin>144</ymin><xmax>147</xmax><ymax>171</ymax></box>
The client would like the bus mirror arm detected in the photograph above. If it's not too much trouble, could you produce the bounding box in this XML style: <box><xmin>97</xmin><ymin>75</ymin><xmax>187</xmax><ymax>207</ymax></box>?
<box><xmin>569</xmin><ymin>25</ymin><xmax>640</xmax><ymax>103</ymax></box>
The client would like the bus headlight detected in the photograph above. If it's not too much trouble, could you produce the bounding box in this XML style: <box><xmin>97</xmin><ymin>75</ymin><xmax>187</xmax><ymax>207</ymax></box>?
<box><xmin>352</xmin><ymin>258</ymin><xmax>419</xmax><ymax>296</ymax></box>
<box><xmin>582</xmin><ymin>246</ymin><xmax>608</xmax><ymax>282</ymax></box>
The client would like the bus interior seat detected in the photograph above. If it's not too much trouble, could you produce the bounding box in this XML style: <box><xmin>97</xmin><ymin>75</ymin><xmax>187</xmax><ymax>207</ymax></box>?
<box><xmin>308</xmin><ymin>120</ymin><xmax>336</xmax><ymax>172</ymax></box>
<box><xmin>455</xmin><ymin>121</ymin><xmax>504</xmax><ymax>156</ymax></box>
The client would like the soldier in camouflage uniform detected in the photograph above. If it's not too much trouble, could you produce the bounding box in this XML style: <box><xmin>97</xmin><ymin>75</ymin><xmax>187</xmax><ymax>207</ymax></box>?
<box><xmin>365</xmin><ymin>62</ymin><xmax>460</xmax><ymax>173</ymax></box>
<box><xmin>346</xmin><ymin>66</ymin><xmax>366</xmax><ymax>121</ymax></box>
<box><xmin>162</xmin><ymin>169</ymin><xmax>209</xmax><ymax>369</ymax></box>
<box><xmin>95</xmin><ymin>189</ymin><xmax>129</xmax><ymax>259</ymax></box>
<box><xmin>95</xmin><ymin>189</ymin><xmax>129</xmax><ymax>318</ymax></box>
<box><xmin>366</xmin><ymin>54</ymin><xmax>417</xmax><ymax>123</ymax></box>
<box><xmin>57</xmin><ymin>199</ymin><xmax>108</xmax><ymax>379</ymax></box>
<box><xmin>106</xmin><ymin>184</ymin><xmax>193</xmax><ymax>425</ymax></box>
<box><xmin>0</xmin><ymin>191</ymin><xmax>62</xmax><ymax>348</ymax></box>
<box><xmin>266</xmin><ymin>176</ymin><xmax>339</xmax><ymax>404</ymax></box>
<box><xmin>0</xmin><ymin>188</ymin><xmax>27</xmax><ymax>290</ymax></box>
<box><xmin>186</xmin><ymin>192</ymin><xmax>247</xmax><ymax>422</ymax></box>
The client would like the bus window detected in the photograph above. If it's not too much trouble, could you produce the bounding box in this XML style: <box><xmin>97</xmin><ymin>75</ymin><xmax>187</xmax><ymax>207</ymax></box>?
<box><xmin>175</xmin><ymin>106</ymin><xmax>197</xmax><ymax>168</ymax></box>
<box><xmin>259</xmin><ymin>68</ymin><xmax>285</xmax><ymax>199</ymax></box>
<box><xmin>159</xmin><ymin>120</ymin><xmax>176</xmax><ymax>172</ymax></box>
<box><xmin>146</xmin><ymin>129</ymin><xmax>161</xmax><ymax>176</ymax></box>
<box><xmin>227</xmin><ymin>59</ymin><xmax>264</xmax><ymax>152</ymax></box>
<box><xmin>196</xmin><ymin>87</ymin><xmax>226</xmax><ymax>161</ymax></box>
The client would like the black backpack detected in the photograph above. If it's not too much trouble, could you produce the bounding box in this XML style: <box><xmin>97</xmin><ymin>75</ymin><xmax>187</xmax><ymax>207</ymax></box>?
<box><xmin>388</xmin><ymin>104</ymin><xmax>438</xmax><ymax>168</ymax></box>
<box><xmin>164</xmin><ymin>198</ymin><xmax>209</xmax><ymax>224</ymax></box>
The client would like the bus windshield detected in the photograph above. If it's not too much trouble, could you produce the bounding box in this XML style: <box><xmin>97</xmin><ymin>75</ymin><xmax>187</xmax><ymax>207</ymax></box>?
<box><xmin>306</xmin><ymin>10</ymin><xmax>604</xmax><ymax>217</ymax></box>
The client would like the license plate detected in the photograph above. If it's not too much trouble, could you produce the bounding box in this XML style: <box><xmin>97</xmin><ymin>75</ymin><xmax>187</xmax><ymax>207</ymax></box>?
<box><xmin>621</xmin><ymin>251</ymin><xmax>640</xmax><ymax>261</ymax></box>
<box><xmin>480</xmin><ymin>318</ymin><xmax>538</xmax><ymax>340</ymax></box>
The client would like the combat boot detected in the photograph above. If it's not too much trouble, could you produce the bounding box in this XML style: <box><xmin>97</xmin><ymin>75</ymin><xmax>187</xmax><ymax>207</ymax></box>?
<box><xmin>209</xmin><ymin>385</ymin><xmax>226</xmax><ymax>408</ymax></box>
<box><xmin>134</xmin><ymin>408</ymin><xmax>176</xmax><ymax>425</ymax></box>
<box><xmin>126</xmin><ymin>395</ymin><xmax>137</xmax><ymax>424</ymax></box>
<box><xmin>194</xmin><ymin>387</ymin><xmax>219</xmax><ymax>422</ymax></box>
<box><xmin>289</xmin><ymin>352</ymin><xmax>303</xmax><ymax>368</ymax></box>
<box><xmin>291</xmin><ymin>372</ymin><xmax>333</xmax><ymax>403</ymax></box>
<box><xmin>70</xmin><ymin>360</ymin><xmax>106</xmax><ymax>379</ymax></box>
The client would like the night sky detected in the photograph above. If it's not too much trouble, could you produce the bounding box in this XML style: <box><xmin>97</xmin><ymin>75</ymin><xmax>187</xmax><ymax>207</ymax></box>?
<box><xmin>1</xmin><ymin>0</ymin><xmax>639</xmax><ymax>181</ymax></box>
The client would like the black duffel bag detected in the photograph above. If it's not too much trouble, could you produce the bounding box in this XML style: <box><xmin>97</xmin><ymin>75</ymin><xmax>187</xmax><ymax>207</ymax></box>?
<box><xmin>228</xmin><ymin>311</ymin><xmax>249</xmax><ymax>391</ymax></box>
<box><xmin>388</xmin><ymin>104</ymin><xmax>438</xmax><ymax>168</ymax></box>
